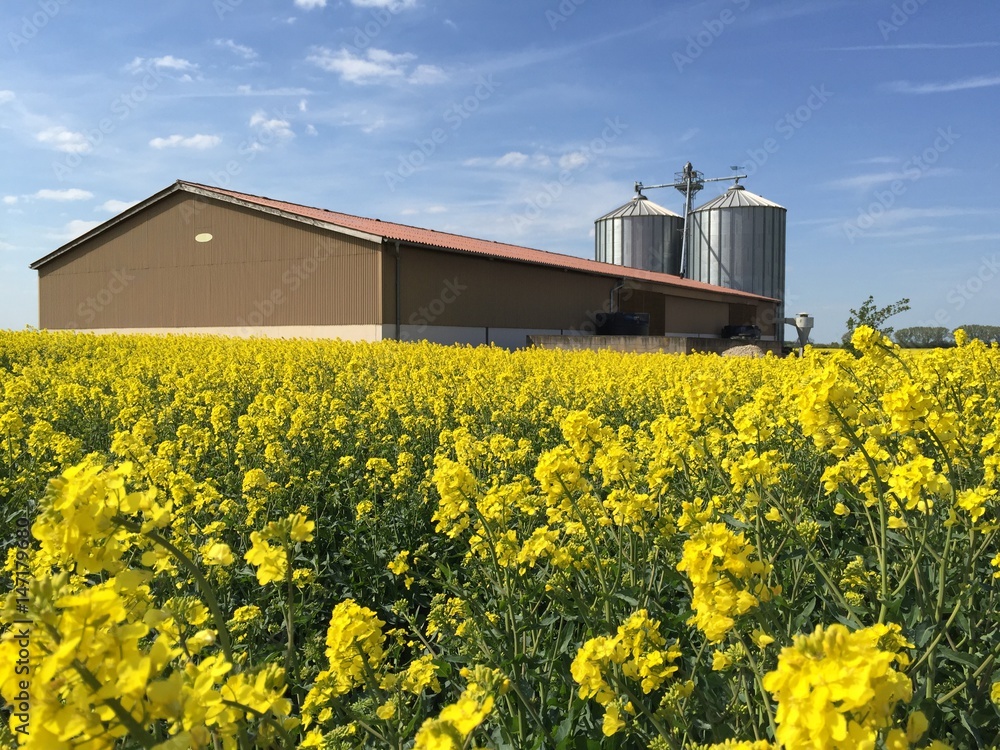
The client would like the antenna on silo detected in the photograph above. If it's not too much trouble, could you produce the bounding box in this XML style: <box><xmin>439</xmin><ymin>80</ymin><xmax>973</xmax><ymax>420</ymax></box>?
<box><xmin>633</xmin><ymin>162</ymin><xmax>747</xmax><ymax>277</ymax></box>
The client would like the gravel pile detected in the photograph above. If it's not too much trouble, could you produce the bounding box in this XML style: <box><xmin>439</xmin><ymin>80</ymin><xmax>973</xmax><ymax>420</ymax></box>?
<box><xmin>721</xmin><ymin>344</ymin><xmax>767</xmax><ymax>358</ymax></box>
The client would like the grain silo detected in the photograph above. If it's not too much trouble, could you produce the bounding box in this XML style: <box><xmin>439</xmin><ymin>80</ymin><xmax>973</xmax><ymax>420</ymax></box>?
<box><xmin>686</xmin><ymin>183</ymin><xmax>786</xmax><ymax>302</ymax></box>
<box><xmin>594</xmin><ymin>194</ymin><xmax>684</xmax><ymax>275</ymax></box>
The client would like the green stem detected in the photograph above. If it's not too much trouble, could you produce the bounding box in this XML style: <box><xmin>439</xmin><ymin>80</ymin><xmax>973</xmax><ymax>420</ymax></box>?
<box><xmin>734</xmin><ymin>632</ymin><xmax>778</xmax><ymax>741</ymax></box>
<box><xmin>70</xmin><ymin>657</ymin><xmax>159</xmax><ymax>749</ymax></box>
<box><xmin>115</xmin><ymin>517</ymin><xmax>236</xmax><ymax>667</ymax></box>
<box><xmin>284</xmin><ymin>543</ymin><xmax>296</xmax><ymax>681</ymax></box>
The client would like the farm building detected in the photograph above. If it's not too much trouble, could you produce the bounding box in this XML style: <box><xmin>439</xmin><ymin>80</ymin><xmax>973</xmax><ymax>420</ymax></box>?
<box><xmin>30</xmin><ymin>180</ymin><xmax>780</xmax><ymax>350</ymax></box>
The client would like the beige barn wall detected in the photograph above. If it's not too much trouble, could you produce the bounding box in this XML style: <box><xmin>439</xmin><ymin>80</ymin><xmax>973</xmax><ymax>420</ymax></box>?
<box><xmin>390</xmin><ymin>246</ymin><xmax>638</xmax><ymax>333</ymax></box>
<box><xmin>38</xmin><ymin>193</ymin><xmax>382</xmax><ymax>330</ymax></box>
<box><xmin>72</xmin><ymin>325</ymin><xmax>385</xmax><ymax>341</ymax></box>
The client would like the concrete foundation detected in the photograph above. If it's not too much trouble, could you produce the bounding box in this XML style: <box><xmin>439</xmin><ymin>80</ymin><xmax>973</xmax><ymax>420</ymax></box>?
<box><xmin>527</xmin><ymin>335</ymin><xmax>780</xmax><ymax>356</ymax></box>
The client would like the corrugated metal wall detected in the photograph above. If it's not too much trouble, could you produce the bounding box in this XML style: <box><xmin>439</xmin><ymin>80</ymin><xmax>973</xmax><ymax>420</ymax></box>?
<box><xmin>388</xmin><ymin>246</ymin><xmax>620</xmax><ymax>332</ymax></box>
<box><xmin>38</xmin><ymin>194</ymin><xmax>382</xmax><ymax>329</ymax></box>
<box><xmin>383</xmin><ymin>246</ymin><xmax>775</xmax><ymax>337</ymax></box>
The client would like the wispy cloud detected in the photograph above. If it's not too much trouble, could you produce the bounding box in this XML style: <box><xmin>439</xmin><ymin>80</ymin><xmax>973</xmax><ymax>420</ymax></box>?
<box><xmin>871</xmin><ymin>207</ymin><xmax>993</xmax><ymax>226</ymax></box>
<box><xmin>36</xmin><ymin>126</ymin><xmax>91</xmax><ymax>154</ymax></box>
<box><xmin>214</xmin><ymin>39</ymin><xmax>258</xmax><ymax>60</ymax></box>
<box><xmin>126</xmin><ymin>55</ymin><xmax>199</xmax><ymax>73</ymax></box>
<box><xmin>0</xmin><ymin>91</ymin><xmax>14</xmax><ymax>105</ymax></box>
<box><xmin>250</xmin><ymin>111</ymin><xmax>294</xmax><ymax>139</ymax></box>
<box><xmin>887</xmin><ymin>74</ymin><xmax>1000</xmax><ymax>94</ymax></box>
<box><xmin>743</xmin><ymin>0</ymin><xmax>849</xmax><ymax>27</ymax></box>
<box><xmin>826</xmin><ymin>168</ymin><xmax>956</xmax><ymax>191</ymax></box>
<box><xmin>951</xmin><ymin>233</ymin><xmax>1000</xmax><ymax>243</ymax></box>
<box><xmin>851</xmin><ymin>156</ymin><xmax>898</xmax><ymax>165</ymax></box>
<box><xmin>828</xmin><ymin>42</ymin><xmax>1000</xmax><ymax>51</ymax></box>
<box><xmin>408</xmin><ymin>64</ymin><xmax>447</xmax><ymax>85</ymax></box>
<box><xmin>98</xmin><ymin>199</ymin><xmax>137</xmax><ymax>213</ymax></box>
<box><xmin>494</xmin><ymin>152</ymin><xmax>529</xmax><ymax>168</ymax></box>
<box><xmin>236</xmin><ymin>85</ymin><xmax>313</xmax><ymax>96</ymax></box>
<box><xmin>294</xmin><ymin>0</ymin><xmax>326</xmax><ymax>8</ymax></box>
<box><xmin>33</xmin><ymin>188</ymin><xmax>93</xmax><ymax>201</ymax></box>
<box><xmin>464</xmin><ymin>152</ymin><xmax>551</xmax><ymax>169</ymax></box>
<box><xmin>149</xmin><ymin>134</ymin><xmax>222</xmax><ymax>150</ymax></box>
<box><xmin>308</xmin><ymin>47</ymin><xmax>442</xmax><ymax>85</ymax></box>
<box><xmin>56</xmin><ymin>219</ymin><xmax>103</xmax><ymax>240</ymax></box>
<box><xmin>350</xmin><ymin>0</ymin><xmax>417</xmax><ymax>9</ymax></box>
<box><xmin>559</xmin><ymin>151</ymin><xmax>591</xmax><ymax>171</ymax></box>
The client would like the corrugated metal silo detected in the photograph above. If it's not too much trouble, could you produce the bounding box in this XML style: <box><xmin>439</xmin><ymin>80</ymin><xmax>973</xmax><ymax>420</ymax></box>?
<box><xmin>686</xmin><ymin>184</ymin><xmax>786</xmax><ymax>301</ymax></box>
<box><xmin>595</xmin><ymin>194</ymin><xmax>684</xmax><ymax>275</ymax></box>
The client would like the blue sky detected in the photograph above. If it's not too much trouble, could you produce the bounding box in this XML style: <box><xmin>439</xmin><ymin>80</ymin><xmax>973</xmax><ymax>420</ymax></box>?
<box><xmin>1</xmin><ymin>0</ymin><xmax>998</xmax><ymax>343</ymax></box>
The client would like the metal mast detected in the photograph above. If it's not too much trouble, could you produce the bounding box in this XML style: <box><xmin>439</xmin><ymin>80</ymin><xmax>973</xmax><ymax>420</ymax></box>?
<box><xmin>634</xmin><ymin>162</ymin><xmax>747</xmax><ymax>278</ymax></box>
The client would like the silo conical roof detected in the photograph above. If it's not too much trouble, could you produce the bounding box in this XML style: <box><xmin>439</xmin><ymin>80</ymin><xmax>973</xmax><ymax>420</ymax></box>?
<box><xmin>597</xmin><ymin>194</ymin><xmax>682</xmax><ymax>221</ymax></box>
<box><xmin>693</xmin><ymin>184</ymin><xmax>785</xmax><ymax>211</ymax></box>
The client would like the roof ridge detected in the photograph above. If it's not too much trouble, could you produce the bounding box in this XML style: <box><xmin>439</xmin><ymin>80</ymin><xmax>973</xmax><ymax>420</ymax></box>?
<box><xmin>180</xmin><ymin>180</ymin><xmax>572</xmax><ymax>258</ymax></box>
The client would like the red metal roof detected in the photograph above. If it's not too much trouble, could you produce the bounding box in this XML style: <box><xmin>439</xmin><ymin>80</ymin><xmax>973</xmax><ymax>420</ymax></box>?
<box><xmin>181</xmin><ymin>181</ymin><xmax>775</xmax><ymax>302</ymax></box>
<box><xmin>31</xmin><ymin>180</ymin><xmax>776</xmax><ymax>303</ymax></box>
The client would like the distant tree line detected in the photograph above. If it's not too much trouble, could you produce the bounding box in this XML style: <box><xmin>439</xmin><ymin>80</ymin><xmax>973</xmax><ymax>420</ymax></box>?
<box><xmin>892</xmin><ymin>325</ymin><xmax>1000</xmax><ymax>348</ymax></box>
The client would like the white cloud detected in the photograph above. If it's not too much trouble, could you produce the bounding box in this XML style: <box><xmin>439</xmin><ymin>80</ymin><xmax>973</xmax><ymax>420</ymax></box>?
<box><xmin>214</xmin><ymin>39</ymin><xmax>258</xmax><ymax>60</ymax></box>
<box><xmin>351</xmin><ymin>0</ymin><xmax>417</xmax><ymax>9</ymax></box>
<box><xmin>888</xmin><ymin>74</ymin><xmax>1000</xmax><ymax>94</ymax></box>
<box><xmin>98</xmin><ymin>199</ymin><xmax>137</xmax><ymax>213</ymax></box>
<box><xmin>305</xmin><ymin>124</ymin><xmax>318</xmax><ymax>136</ymax></box>
<box><xmin>149</xmin><ymin>134</ymin><xmax>222</xmax><ymax>150</ymax></box>
<box><xmin>830</xmin><ymin>42</ymin><xmax>1000</xmax><ymax>51</ymax></box>
<box><xmin>826</xmin><ymin>168</ymin><xmax>956</xmax><ymax>191</ymax></box>
<box><xmin>851</xmin><ymin>156</ymin><xmax>898</xmax><ymax>165</ymax></box>
<box><xmin>34</xmin><ymin>188</ymin><xmax>94</xmax><ymax>201</ymax></box>
<box><xmin>465</xmin><ymin>152</ymin><xmax>551</xmax><ymax>169</ymax></box>
<box><xmin>308</xmin><ymin>46</ymin><xmax>427</xmax><ymax>84</ymax></box>
<box><xmin>126</xmin><ymin>56</ymin><xmax>199</xmax><ymax>75</ymax></box>
<box><xmin>559</xmin><ymin>151</ymin><xmax>590</xmax><ymax>170</ymax></box>
<box><xmin>0</xmin><ymin>90</ymin><xmax>14</xmax><ymax>105</ymax></box>
<box><xmin>2</xmin><ymin>196</ymin><xmax>18</xmax><ymax>205</ymax></box>
<box><xmin>64</xmin><ymin>219</ymin><xmax>103</xmax><ymax>238</ymax></box>
<box><xmin>0</xmin><ymin>240</ymin><xmax>14</xmax><ymax>252</ymax></box>
<box><xmin>36</xmin><ymin>127</ymin><xmax>92</xmax><ymax>153</ymax></box>
<box><xmin>496</xmin><ymin>152</ymin><xmax>529</xmax><ymax>168</ymax></box>
<box><xmin>408</xmin><ymin>64</ymin><xmax>447</xmax><ymax>85</ymax></box>
<box><xmin>249</xmin><ymin>111</ymin><xmax>294</xmax><ymax>138</ymax></box>
<box><xmin>236</xmin><ymin>85</ymin><xmax>312</xmax><ymax>96</ymax></box>
<box><xmin>295</xmin><ymin>0</ymin><xmax>326</xmax><ymax>8</ymax></box>
<box><xmin>299</xmin><ymin>98</ymin><xmax>308</xmax><ymax>112</ymax></box>
<box><xmin>866</xmin><ymin>207</ymin><xmax>992</xmax><ymax>227</ymax></box>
